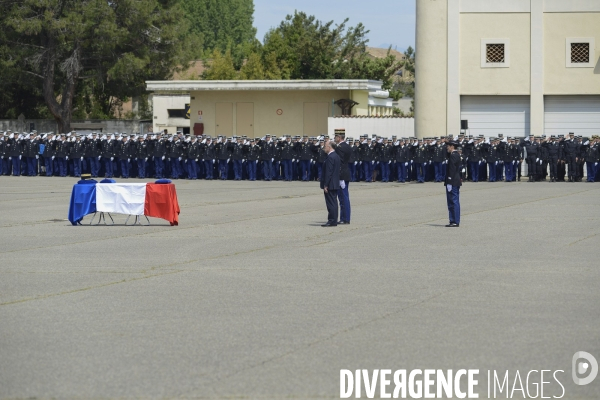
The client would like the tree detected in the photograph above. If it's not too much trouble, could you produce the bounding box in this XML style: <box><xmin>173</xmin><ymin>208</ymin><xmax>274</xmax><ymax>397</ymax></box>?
<box><xmin>261</xmin><ymin>11</ymin><xmax>403</xmax><ymax>87</ymax></box>
<box><xmin>239</xmin><ymin>52</ymin><xmax>265</xmax><ymax>80</ymax></box>
<box><xmin>263</xmin><ymin>52</ymin><xmax>288</xmax><ymax>80</ymax></box>
<box><xmin>180</xmin><ymin>0</ymin><xmax>256</xmax><ymax>65</ymax></box>
<box><xmin>0</xmin><ymin>10</ymin><xmax>49</xmax><ymax>119</ymax></box>
<box><xmin>203</xmin><ymin>49</ymin><xmax>238</xmax><ymax>80</ymax></box>
<box><xmin>403</xmin><ymin>46</ymin><xmax>415</xmax><ymax>78</ymax></box>
<box><xmin>1</xmin><ymin>0</ymin><xmax>196</xmax><ymax>132</ymax></box>
<box><xmin>400</xmin><ymin>46</ymin><xmax>415</xmax><ymax>114</ymax></box>
<box><xmin>203</xmin><ymin>12</ymin><xmax>402</xmax><ymax>86</ymax></box>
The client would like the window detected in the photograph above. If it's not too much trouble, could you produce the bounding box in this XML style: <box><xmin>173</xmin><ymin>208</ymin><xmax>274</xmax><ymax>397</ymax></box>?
<box><xmin>566</xmin><ymin>38</ymin><xmax>595</xmax><ymax>68</ymax></box>
<box><xmin>486</xmin><ymin>44</ymin><xmax>505</xmax><ymax>63</ymax></box>
<box><xmin>481</xmin><ymin>39</ymin><xmax>510</xmax><ymax>68</ymax></box>
<box><xmin>167</xmin><ymin>109</ymin><xmax>187</xmax><ymax>118</ymax></box>
<box><xmin>571</xmin><ymin>43</ymin><xmax>589</xmax><ymax>63</ymax></box>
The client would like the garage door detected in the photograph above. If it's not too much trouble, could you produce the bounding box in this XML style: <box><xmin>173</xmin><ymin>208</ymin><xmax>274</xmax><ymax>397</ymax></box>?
<box><xmin>460</xmin><ymin>96</ymin><xmax>530</xmax><ymax>138</ymax></box>
<box><xmin>545</xmin><ymin>96</ymin><xmax>600</xmax><ymax>137</ymax></box>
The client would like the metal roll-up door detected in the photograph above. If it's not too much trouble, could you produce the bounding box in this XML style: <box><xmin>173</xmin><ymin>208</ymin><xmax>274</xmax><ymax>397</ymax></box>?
<box><xmin>460</xmin><ymin>95</ymin><xmax>530</xmax><ymax>138</ymax></box>
<box><xmin>545</xmin><ymin>95</ymin><xmax>600</xmax><ymax>137</ymax></box>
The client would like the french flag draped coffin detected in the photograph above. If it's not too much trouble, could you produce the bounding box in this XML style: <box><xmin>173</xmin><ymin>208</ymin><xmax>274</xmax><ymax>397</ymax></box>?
<box><xmin>69</xmin><ymin>182</ymin><xmax>180</xmax><ymax>226</ymax></box>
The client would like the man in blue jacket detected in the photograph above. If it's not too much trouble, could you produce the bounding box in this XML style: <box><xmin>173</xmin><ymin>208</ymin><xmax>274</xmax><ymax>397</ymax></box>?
<box><xmin>320</xmin><ymin>141</ymin><xmax>341</xmax><ymax>227</ymax></box>
<box><xmin>334</xmin><ymin>130</ymin><xmax>352</xmax><ymax>224</ymax></box>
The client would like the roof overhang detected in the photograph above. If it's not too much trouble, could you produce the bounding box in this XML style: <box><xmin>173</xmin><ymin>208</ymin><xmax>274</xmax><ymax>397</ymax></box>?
<box><xmin>146</xmin><ymin>80</ymin><xmax>383</xmax><ymax>93</ymax></box>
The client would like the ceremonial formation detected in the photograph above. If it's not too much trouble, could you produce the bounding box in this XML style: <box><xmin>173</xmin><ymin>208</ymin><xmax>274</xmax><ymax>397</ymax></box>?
<box><xmin>1</xmin><ymin>130</ymin><xmax>598</xmax><ymax>183</ymax></box>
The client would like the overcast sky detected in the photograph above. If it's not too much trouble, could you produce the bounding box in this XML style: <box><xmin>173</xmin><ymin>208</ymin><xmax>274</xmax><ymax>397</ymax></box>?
<box><xmin>253</xmin><ymin>0</ymin><xmax>416</xmax><ymax>52</ymax></box>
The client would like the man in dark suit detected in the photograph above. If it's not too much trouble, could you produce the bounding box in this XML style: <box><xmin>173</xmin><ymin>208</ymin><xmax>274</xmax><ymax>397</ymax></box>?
<box><xmin>334</xmin><ymin>130</ymin><xmax>352</xmax><ymax>224</ymax></box>
<box><xmin>444</xmin><ymin>141</ymin><xmax>462</xmax><ymax>227</ymax></box>
<box><xmin>320</xmin><ymin>141</ymin><xmax>341</xmax><ymax>227</ymax></box>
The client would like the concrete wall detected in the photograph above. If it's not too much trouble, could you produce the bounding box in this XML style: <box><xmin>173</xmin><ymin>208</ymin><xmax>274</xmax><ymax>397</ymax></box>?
<box><xmin>0</xmin><ymin>119</ymin><xmax>58</xmax><ymax>133</ymax></box>
<box><xmin>189</xmin><ymin>90</ymin><xmax>350</xmax><ymax>137</ymax></box>
<box><xmin>415</xmin><ymin>0</ymin><xmax>448</xmax><ymax>139</ymax></box>
<box><xmin>544</xmin><ymin>12</ymin><xmax>600</xmax><ymax>94</ymax></box>
<box><xmin>327</xmin><ymin>117</ymin><xmax>415</xmax><ymax>138</ymax></box>
<box><xmin>0</xmin><ymin>120</ymin><xmax>142</xmax><ymax>134</ymax></box>
<box><xmin>350</xmin><ymin>90</ymin><xmax>369</xmax><ymax>116</ymax></box>
<box><xmin>460</xmin><ymin>13</ymin><xmax>531</xmax><ymax>95</ymax></box>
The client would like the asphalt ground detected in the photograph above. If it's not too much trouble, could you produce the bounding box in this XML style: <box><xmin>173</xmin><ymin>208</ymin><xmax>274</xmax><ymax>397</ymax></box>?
<box><xmin>0</xmin><ymin>177</ymin><xmax>599</xmax><ymax>399</ymax></box>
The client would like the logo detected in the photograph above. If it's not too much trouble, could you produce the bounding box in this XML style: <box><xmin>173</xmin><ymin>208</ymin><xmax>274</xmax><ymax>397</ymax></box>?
<box><xmin>572</xmin><ymin>351</ymin><xmax>598</xmax><ymax>386</ymax></box>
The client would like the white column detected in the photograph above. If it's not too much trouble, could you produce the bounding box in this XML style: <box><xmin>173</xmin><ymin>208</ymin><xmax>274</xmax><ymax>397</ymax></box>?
<box><xmin>447</xmin><ymin>0</ymin><xmax>460</xmax><ymax>137</ymax></box>
<box><xmin>530</xmin><ymin>0</ymin><xmax>544</xmax><ymax>136</ymax></box>
<box><xmin>415</xmin><ymin>0</ymin><xmax>448</xmax><ymax>139</ymax></box>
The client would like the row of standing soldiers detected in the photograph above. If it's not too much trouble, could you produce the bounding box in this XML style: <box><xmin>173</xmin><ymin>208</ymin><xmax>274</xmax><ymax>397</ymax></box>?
<box><xmin>1</xmin><ymin>131</ymin><xmax>598</xmax><ymax>183</ymax></box>
<box><xmin>456</xmin><ymin>133</ymin><xmax>599</xmax><ymax>183</ymax></box>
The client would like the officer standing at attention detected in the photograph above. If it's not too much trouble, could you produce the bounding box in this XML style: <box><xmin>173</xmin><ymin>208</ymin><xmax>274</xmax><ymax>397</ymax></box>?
<box><xmin>8</xmin><ymin>132</ymin><xmax>23</xmax><ymax>176</ymax></box>
<box><xmin>86</xmin><ymin>132</ymin><xmax>101</xmax><ymax>178</ymax></box>
<box><xmin>55</xmin><ymin>134</ymin><xmax>69</xmax><ymax>177</ymax></box>
<box><xmin>70</xmin><ymin>135</ymin><xmax>85</xmax><ymax>177</ymax></box>
<box><xmin>543</xmin><ymin>135</ymin><xmax>562</xmax><ymax>182</ymax></box>
<box><xmin>295</xmin><ymin>135</ymin><xmax>312</xmax><ymax>181</ymax></box>
<box><xmin>258</xmin><ymin>134</ymin><xmax>274</xmax><ymax>181</ymax></box>
<box><xmin>356</xmin><ymin>136</ymin><xmax>370</xmax><ymax>182</ymax></box>
<box><xmin>524</xmin><ymin>135</ymin><xmax>539</xmax><ymax>182</ymax></box>
<box><xmin>563</xmin><ymin>132</ymin><xmax>579</xmax><ymax>182</ymax></box>
<box><xmin>444</xmin><ymin>141</ymin><xmax>462</xmax><ymax>227</ymax></box>
<box><xmin>153</xmin><ymin>134</ymin><xmax>167</xmax><ymax>179</ymax></box>
<box><xmin>228</xmin><ymin>136</ymin><xmax>245</xmax><ymax>181</ymax></box>
<box><xmin>136</xmin><ymin>135</ymin><xmax>149</xmax><ymax>179</ymax></box>
<box><xmin>413</xmin><ymin>138</ymin><xmax>428</xmax><ymax>183</ymax></box>
<box><xmin>245</xmin><ymin>138</ymin><xmax>260</xmax><ymax>181</ymax></box>
<box><xmin>278</xmin><ymin>135</ymin><xmax>294</xmax><ymax>181</ymax></box>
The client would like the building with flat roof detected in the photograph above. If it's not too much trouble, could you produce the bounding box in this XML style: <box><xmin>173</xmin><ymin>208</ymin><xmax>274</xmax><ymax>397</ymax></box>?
<box><xmin>145</xmin><ymin>80</ymin><xmax>395</xmax><ymax>137</ymax></box>
<box><xmin>415</xmin><ymin>0</ymin><xmax>600</xmax><ymax>139</ymax></box>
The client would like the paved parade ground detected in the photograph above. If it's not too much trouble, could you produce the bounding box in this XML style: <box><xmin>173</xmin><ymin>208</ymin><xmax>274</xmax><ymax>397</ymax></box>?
<box><xmin>1</xmin><ymin>177</ymin><xmax>599</xmax><ymax>399</ymax></box>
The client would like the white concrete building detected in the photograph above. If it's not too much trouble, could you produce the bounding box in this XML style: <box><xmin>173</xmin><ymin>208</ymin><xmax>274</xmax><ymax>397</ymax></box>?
<box><xmin>415</xmin><ymin>0</ymin><xmax>600</xmax><ymax>139</ymax></box>
<box><xmin>151</xmin><ymin>94</ymin><xmax>191</xmax><ymax>134</ymax></box>
<box><xmin>146</xmin><ymin>80</ymin><xmax>396</xmax><ymax>137</ymax></box>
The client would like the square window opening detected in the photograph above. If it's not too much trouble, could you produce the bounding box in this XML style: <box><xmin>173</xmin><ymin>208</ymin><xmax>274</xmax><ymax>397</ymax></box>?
<box><xmin>571</xmin><ymin>43</ymin><xmax>590</xmax><ymax>64</ymax></box>
<box><xmin>486</xmin><ymin>44</ymin><xmax>505</xmax><ymax>64</ymax></box>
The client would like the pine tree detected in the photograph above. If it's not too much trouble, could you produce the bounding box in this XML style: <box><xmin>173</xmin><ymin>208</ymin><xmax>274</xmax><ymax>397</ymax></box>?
<box><xmin>203</xmin><ymin>49</ymin><xmax>238</xmax><ymax>80</ymax></box>
<box><xmin>239</xmin><ymin>53</ymin><xmax>265</xmax><ymax>80</ymax></box>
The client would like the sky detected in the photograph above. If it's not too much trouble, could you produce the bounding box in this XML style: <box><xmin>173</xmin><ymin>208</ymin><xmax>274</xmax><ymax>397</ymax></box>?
<box><xmin>253</xmin><ymin>0</ymin><xmax>416</xmax><ymax>52</ymax></box>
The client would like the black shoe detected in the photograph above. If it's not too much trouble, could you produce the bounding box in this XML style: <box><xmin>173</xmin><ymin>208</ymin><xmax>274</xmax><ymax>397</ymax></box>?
<box><xmin>321</xmin><ymin>222</ymin><xmax>337</xmax><ymax>227</ymax></box>
<box><xmin>337</xmin><ymin>221</ymin><xmax>350</xmax><ymax>225</ymax></box>
<box><xmin>445</xmin><ymin>223</ymin><xmax>459</xmax><ymax>227</ymax></box>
